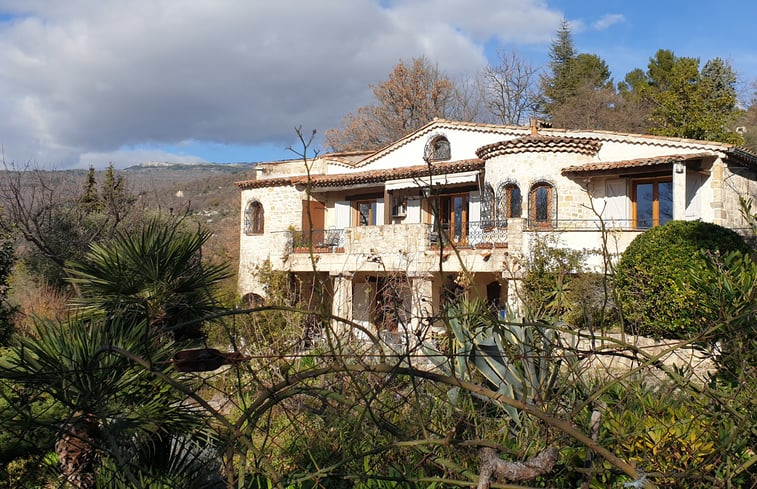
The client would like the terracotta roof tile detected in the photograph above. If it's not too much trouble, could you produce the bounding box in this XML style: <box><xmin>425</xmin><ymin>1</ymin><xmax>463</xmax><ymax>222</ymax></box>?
<box><xmin>561</xmin><ymin>153</ymin><xmax>713</xmax><ymax>176</ymax></box>
<box><xmin>476</xmin><ymin>136</ymin><xmax>602</xmax><ymax>160</ymax></box>
<box><xmin>235</xmin><ymin>159</ymin><xmax>484</xmax><ymax>190</ymax></box>
<box><xmin>235</xmin><ymin>176</ymin><xmax>296</xmax><ymax>189</ymax></box>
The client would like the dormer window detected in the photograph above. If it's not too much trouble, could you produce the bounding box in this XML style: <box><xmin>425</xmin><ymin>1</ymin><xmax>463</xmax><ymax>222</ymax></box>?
<box><xmin>428</xmin><ymin>136</ymin><xmax>451</xmax><ymax>161</ymax></box>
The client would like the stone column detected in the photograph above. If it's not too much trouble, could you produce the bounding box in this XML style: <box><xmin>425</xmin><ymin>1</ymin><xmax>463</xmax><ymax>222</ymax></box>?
<box><xmin>505</xmin><ymin>277</ymin><xmax>523</xmax><ymax>318</ymax></box>
<box><xmin>710</xmin><ymin>159</ymin><xmax>725</xmax><ymax>224</ymax></box>
<box><xmin>409</xmin><ymin>274</ymin><xmax>434</xmax><ymax>338</ymax></box>
<box><xmin>507</xmin><ymin>218</ymin><xmax>524</xmax><ymax>254</ymax></box>
<box><xmin>330</xmin><ymin>272</ymin><xmax>353</xmax><ymax>336</ymax></box>
<box><xmin>672</xmin><ymin>161</ymin><xmax>687</xmax><ymax>220</ymax></box>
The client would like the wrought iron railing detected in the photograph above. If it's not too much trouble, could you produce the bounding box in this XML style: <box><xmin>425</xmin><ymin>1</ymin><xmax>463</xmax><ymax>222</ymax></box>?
<box><xmin>429</xmin><ymin>220</ymin><xmax>508</xmax><ymax>247</ymax></box>
<box><xmin>290</xmin><ymin>228</ymin><xmax>346</xmax><ymax>252</ymax></box>
<box><xmin>524</xmin><ymin>218</ymin><xmax>638</xmax><ymax>230</ymax></box>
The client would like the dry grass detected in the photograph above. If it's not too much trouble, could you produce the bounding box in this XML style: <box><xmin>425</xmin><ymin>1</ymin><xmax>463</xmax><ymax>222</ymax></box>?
<box><xmin>8</xmin><ymin>265</ymin><xmax>71</xmax><ymax>336</ymax></box>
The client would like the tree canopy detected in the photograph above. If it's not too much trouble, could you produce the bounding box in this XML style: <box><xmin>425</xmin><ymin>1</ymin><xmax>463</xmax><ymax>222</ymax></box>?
<box><xmin>621</xmin><ymin>50</ymin><xmax>743</xmax><ymax>143</ymax></box>
<box><xmin>324</xmin><ymin>57</ymin><xmax>478</xmax><ymax>152</ymax></box>
<box><xmin>539</xmin><ymin>20</ymin><xmax>612</xmax><ymax>117</ymax></box>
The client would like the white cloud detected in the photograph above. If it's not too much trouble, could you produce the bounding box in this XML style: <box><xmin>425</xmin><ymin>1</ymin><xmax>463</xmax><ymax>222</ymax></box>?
<box><xmin>77</xmin><ymin>148</ymin><xmax>206</xmax><ymax>170</ymax></box>
<box><xmin>592</xmin><ymin>14</ymin><xmax>624</xmax><ymax>31</ymax></box>
<box><xmin>0</xmin><ymin>0</ymin><xmax>563</xmax><ymax>167</ymax></box>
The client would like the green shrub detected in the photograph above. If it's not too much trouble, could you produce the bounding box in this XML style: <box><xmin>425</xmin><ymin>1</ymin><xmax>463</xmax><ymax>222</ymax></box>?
<box><xmin>615</xmin><ymin>220</ymin><xmax>748</xmax><ymax>338</ymax></box>
<box><xmin>520</xmin><ymin>235</ymin><xmax>586</xmax><ymax>320</ymax></box>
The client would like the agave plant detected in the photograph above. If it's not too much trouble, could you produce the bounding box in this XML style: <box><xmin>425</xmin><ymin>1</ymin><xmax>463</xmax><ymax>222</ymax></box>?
<box><xmin>423</xmin><ymin>299</ymin><xmax>562</xmax><ymax>425</ymax></box>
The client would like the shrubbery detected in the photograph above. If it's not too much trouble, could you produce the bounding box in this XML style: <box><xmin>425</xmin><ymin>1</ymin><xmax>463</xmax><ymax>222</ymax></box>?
<box><xmin>519</xmin><ymin>236</ymin><xmax>616</xmax><ymax>329</ymax></box>
<box><xmin>615</xmin><ymin>220</ymin><xmax>748</xmax><ymax>338</ymax></box>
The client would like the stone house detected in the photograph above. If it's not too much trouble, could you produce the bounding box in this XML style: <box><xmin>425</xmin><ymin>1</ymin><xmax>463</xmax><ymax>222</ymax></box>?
<box><xmin>236</xmin><ymin>119</ymin><xmax>757</xmax><ymax>337</ymax></box>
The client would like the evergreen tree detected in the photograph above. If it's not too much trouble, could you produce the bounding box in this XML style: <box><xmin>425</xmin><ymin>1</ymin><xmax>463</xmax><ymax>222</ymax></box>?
<box><xmin>80</xmin><ymin>166</ymin><xmax>102</xmax><ymax>214</ymax></box>
<box><xmin>540</xmin><ymin>19</ymin><xmax>576</xmax><ymax>113</ymax></box>
<box><xmin>629</xmin><ymin>50</ymin><xmax>743</xmax><ymax>143</ymax></box>
<box><xmin>539</xmin><ymin>21</ymin><xmax>612</xmax><ymax>117</ymax></box>
<box><xmin>100</xmin><ymin>163</ymin><xmax>134</xmax><ymax>224</ymax></box>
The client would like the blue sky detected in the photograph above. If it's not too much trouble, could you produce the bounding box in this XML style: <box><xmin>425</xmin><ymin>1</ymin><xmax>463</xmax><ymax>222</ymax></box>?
<box><xmin>0</xmin><ymin>1</ymin><xmax>754</xmax><ymax>169</ymax></box>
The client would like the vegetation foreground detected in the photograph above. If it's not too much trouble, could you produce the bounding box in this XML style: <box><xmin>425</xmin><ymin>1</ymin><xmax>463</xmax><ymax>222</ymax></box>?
<box><xmin>0</xmin><ymin>197</ymin><xmax>753</xmax><ymax>488</ymax></box>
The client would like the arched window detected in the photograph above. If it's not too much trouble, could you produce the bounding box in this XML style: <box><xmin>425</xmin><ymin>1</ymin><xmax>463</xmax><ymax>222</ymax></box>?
<box><xmin>427</xmin><ymin>136</ymin><xmax>451</xmax><ymax>161</ymax></box>
<box><xmin>480</xmin><ymin>183</ymin><xmax>495</xmax><ymax>228</ymax></box>
<box><xmin>497</xmin><ymin>182</ymin><xmax>522</xmax><ymax>221</ymax></box>
<box><xmin>244</xmin><ymin>200</ymin><xmax>264</xmax><ymax>235</ymax></box>
<box><xmin>529</xmin><ymin>182</ymin><xmax>555</xmax><ymax>227</ymax></box>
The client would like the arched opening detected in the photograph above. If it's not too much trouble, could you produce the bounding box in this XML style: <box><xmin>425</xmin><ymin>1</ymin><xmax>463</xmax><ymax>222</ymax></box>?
<box><xmin>497</xmin><ymin>182</ymin><xmax>522</xmax><ymax>221</ymax></box>
<box><xmin>427</xmin><ymin>136</ymin><xmax>451</xmax><ymax>161</ymax></box>
<box><xmin>529</xmin><ymin>182</ymin><xmax>555</xmax><ymax>227</ymax></box>
<box><xmin>245</xmin><ymin>200</ymin><xmax>264</xmax><ymax>235</ymax></box>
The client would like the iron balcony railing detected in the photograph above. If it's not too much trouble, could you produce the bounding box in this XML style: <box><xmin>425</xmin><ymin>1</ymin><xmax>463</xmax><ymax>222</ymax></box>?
<box><xmin>524</xmin><ymin>218</ymin><xmax>639</xmax><ymax>230</ymax></box>
<box><xmin>429</xmin><ymin>220</ymin><xmax>508</xmax><ymax>247</ymax></box>
<box><xmin>290</xmin><ymin>228</ymin><xmax>346</xmax><ymax>252</ymax></box>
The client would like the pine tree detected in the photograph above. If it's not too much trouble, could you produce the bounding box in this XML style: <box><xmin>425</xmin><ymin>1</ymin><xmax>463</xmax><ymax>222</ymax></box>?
<box><xmin>633</xmin><ymin>50</ymin><xmax>743</xmax><ymax>143</ymax></box>
<box><xmin>539</xmin><ymin>20</ymin><xmax>611</xmax><ymax>117</ymax></box>
<box><xmin>80</xmin><ymin>166</ymin><xmax>102</xmax><ymax>213</ymax></box>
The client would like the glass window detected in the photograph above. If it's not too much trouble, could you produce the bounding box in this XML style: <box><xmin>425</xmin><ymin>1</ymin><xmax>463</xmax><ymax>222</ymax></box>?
<box><xmin>436</xmin><ymin>193</ymin><xmax>469</xmax><ymax>244</ymax></box>
<box><xmin>529</xmin><ymin>183</ymin><xmax>554</xmax><ymax>227</ymax></box>
<box><xmin>357</xmin><ymin>200</ymin><xmax>378</xmax><ymax>226</ymax></box>
<box><xmin>429</xmin><ymin>136</ymin><xmax>451</xmax><ymax>161</ymax></box>
<box><xmin>496</xmin><ymin>182</ymin><xmax>521</xmax><ymax>225</ymax></box>
<box><xmin>244</xmin><ymin>201</ymin><xmax>264</xmax><ymax>235</ymax></box>
<box><xmin>633</xmin><ymin>179</ymin><xmax>672</xmax><ymax>228</ymax></box>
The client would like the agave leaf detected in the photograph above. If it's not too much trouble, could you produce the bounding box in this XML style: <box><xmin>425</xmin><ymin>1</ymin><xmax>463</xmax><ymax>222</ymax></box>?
<box><xmin>420</xmin><ymin>341</ymin><xmax>451</xmax><ymax>376</ymax></box>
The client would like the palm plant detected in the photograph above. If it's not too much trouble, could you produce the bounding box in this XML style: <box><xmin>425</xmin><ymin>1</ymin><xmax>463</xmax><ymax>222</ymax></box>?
<box><xmin>0</xmin><ymin>316</ymin><xmax>215</xmax><ymax>488</ymax></box>
<box><xmin>1</xmin><ymin>218</ymin><xmax>234</xmax><ymax>487</ymax></box>
<box><xmin>65</xmin><ymin>217</ymin><xmax>231</xmax><ymax>341</ymax></box>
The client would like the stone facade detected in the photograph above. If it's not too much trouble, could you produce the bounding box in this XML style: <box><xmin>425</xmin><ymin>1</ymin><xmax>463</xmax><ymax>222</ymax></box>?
<box><xmin>236</xmin><ymin>120</ymin><xmax>757</xmax><ymax>335</ymax></box>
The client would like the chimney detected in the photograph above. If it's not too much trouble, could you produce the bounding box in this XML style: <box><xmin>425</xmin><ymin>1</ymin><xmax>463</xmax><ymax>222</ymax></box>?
<box><xmin>530</xmin><ymin>118</ymin><xmax>539</xmax><ymax>136</ymax></box>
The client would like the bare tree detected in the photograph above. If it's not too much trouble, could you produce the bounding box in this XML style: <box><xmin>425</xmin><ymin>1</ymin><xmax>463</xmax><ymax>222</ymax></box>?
<box><xmin>549</xmin><ymin>81</ymin><xmax>650</xmax><ymax>132</ymax></box>
<box><xmin>0</xmin><ymin>161</ymin><xmax>137</xmax><ymax>285</ymax></box>
<box><xmin>482</xmin><ymin>49</ymin><xmax>540</xmax><ymax>125</ymax></box>
<box><xmin>325</xmin><ymin>57</ymin><xmax>478</xmax><ymax>152</ymax></box>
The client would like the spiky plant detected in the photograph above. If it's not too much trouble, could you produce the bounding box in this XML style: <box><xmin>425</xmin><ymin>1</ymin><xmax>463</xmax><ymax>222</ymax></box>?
<box><xmin>65</xmin><ymin>217</ymin><xmax>231</xmax><ymax>341</ymax></box>
<box><xmin>424</xmin><ymin>299</ymin><xmax>562</xmax><ymax>425</ymax></box>
<box><xmin>0</xmin><ymin>315</ymin><xmax>216</xmax><ymax>488</ymax></box>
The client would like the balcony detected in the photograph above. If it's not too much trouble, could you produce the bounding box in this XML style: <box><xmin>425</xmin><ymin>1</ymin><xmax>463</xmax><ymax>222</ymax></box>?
<box><xmin>525</xmin><ymin>218</ymin><xmax>636</xmax><ymax>231</ymax></box>
<box><xmin>429</xmin><ymin>220</ymin><xmax>509</xmax><ymax>249</ymax></box>
<box><xmin>290</xmin><ymin>228</ymin><xmax>346</xmax><ymax>253</ymax></box>
<box><xmin>288</xmin><ymin>221</ymin><xmax>512</xmax><ymax>256</ymax></box>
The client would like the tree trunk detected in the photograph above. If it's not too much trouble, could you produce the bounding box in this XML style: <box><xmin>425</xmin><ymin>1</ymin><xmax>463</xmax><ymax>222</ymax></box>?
<box><xmin>477</xmin><ymin>446</ymin><xmax>559</xmax><ymax>489</ymax></box>
<box><xmin>55</xmin><ymin>411</ymin><xmax>100</xmax><ymax>489</ymax></box>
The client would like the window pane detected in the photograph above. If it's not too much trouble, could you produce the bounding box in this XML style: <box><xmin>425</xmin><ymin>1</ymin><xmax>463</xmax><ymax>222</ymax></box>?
<box><xmin>432</xmin><ymin>138</ymin><xmax>450</xmax><ymax>160</ymax></box>
<box><xmin>453</xmin><ymin>196</ymin><xmax>465</xmax><ymax>241</ymax></box>
<box><xmin>658</xmin><ymin>181</ymin><xmax>673</xmax><ymax>225</ymax></box>
<box><xmin>636</xmin><ymin>183</ymin><xmax>653</xmax><ymax>228</ymax></box>
<box><xmin>358</xmin><ymin>202</ymin><xmax>374</xmax><ymax>226</ymax></box>
<box><xmin>535</xmin><ymin>186</ymin><xmax>549</xmax><ymax>222</ymax></box>
<box><xmin>509</xmin><ymin>186</ymin><xmax>521</xmax><ymax>218</ymax></box>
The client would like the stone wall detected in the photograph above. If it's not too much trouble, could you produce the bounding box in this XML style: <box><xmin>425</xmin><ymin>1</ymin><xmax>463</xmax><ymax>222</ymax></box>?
<box><xmin>484</xmin><ymin>152</ymin><xmax>598</xmax><ymax>224</ymax></box>
<box><xmin>238</xmin><ymin>184</ymin><xmax>305</xmax><ymax>295</ymax></box>
<box><xmin>720</xmin><ymin>163</ymin><xmax>757</xmax><ymax>232</ymax></box>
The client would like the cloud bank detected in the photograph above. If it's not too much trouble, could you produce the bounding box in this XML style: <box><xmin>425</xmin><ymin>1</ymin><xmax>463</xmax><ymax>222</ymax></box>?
<box><xmin>0</xmin><ymin>0</ymin><xmax>564</xmax><ymax>167</ymax></box>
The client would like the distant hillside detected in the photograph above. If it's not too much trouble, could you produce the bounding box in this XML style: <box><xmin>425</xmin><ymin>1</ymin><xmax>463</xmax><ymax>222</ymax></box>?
<box><xmin>122</xmin><ymin>163</ymin><xmax>258</xmax><ymax>276</ymax></box>
<box><xmin>0</xmin><ymin>162</ymin><xmax>259</xmax><ymax>287</ymax></box>
<box><xmin>123</xmin><ymin>162</ymin><xmax>255</xmax><ymax>192</ymax></box>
